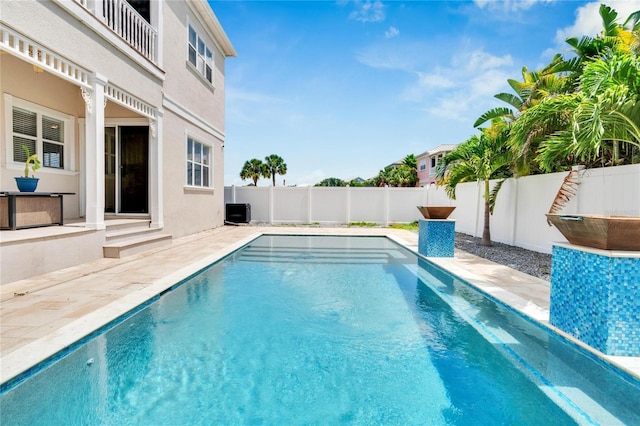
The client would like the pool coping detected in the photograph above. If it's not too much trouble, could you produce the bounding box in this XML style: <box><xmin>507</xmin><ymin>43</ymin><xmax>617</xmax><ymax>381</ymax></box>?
<box><xmin>1</xmin><ymin>226</ymin><xmax>639</xmax><ymax>387</ymax></box>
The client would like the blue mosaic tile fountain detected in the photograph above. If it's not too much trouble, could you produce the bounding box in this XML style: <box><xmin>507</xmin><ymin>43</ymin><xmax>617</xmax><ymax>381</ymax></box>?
<box><xmin>550</xmin><ymin>244</ymin><xmax>640</xmax><ymax>356</ymax></box>
<box><xmin>418</xmin><ymin>219</ymin><xmax>455</xmax><ymax>257</ymax></box>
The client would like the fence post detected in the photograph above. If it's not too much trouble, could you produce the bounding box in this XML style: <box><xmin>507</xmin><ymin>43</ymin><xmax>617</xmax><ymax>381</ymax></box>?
<box><xmin>346</xmin><ymin>186</ymin><xmax>351</xmax><ymax>224</ymax></box>
<box><xmin>307</xmin><ymin>186</ymin><xmax>312</xmax><ymax>224</ymax></box>
<box><xmin>511</xmin><ymin>177</ymin><xmax>519</xmax><ymax>245</ymax></box>
<box><xmin>269</xmin><ymin>186</ymin><xmax>274</xmax><ymax>225</ymax></box>
<box><xmin>384</xmin><ymin>185</ymin><xmax>390</xmax><ymax>226</ymax></box>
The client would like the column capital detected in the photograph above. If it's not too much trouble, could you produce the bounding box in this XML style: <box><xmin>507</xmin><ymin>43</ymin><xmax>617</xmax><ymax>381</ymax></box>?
<box><xmin>90</xmin><ymin>73</ymin><xmax>108</xmax><ymax>86</ymax></box>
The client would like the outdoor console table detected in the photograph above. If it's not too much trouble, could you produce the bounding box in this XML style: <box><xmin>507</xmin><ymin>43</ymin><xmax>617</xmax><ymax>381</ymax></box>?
<box><xmin>0</xmin><ymin>192</ymin><xmax>75</xmax><ymax>230</ymax></box>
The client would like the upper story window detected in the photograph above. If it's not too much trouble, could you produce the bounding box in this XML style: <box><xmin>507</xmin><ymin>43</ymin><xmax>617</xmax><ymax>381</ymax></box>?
<box><xmin>186</xmin><ymin>137</ymin><xmax>211</xmax><ymax>188</ymax></box>
<box><xmin>188</xmin><ymin>25</ymin><xmax>214</xmax><ymax>84</ymax></box>
<box><xmin>5</xmin><ymin>95</ymin><xmax>74</xmax><ymax>172</ymax></box>
<box><xmin>419</xmin><ymin>160</ymin><xmax>426</xmax><ymax>171</ymax></box>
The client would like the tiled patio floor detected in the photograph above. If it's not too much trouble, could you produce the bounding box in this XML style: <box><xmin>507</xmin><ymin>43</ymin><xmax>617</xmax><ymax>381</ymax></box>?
<box><xmin>1</xmin><ymin>225</ymin><xmax>638</xmax><ymax>385</ymax></box>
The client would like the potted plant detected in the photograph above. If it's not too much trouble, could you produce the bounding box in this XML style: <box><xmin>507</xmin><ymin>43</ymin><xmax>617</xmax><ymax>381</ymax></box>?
<box><xmin>15</xmin><ymin>145</ymin><xmax>41</xmax><ymax>192</ymax></box>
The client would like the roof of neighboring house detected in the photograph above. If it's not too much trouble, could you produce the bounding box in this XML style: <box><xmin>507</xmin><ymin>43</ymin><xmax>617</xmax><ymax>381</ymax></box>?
<box><xmin>428</xmin><ymin>144</ymin><xmax>458</xmax><ymax>155</ymax></box>
<box><xmin>416</xmin><ymin>144</ymin><xmax>458</xmax><ymax>158</ymax></box>
<box><xmin>346</xmin><ymin>176</ymin><xmax>365</xmax><ymax>182</ymax></box>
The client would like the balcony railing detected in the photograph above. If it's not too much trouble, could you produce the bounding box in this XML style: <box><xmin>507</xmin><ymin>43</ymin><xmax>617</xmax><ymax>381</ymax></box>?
<box><xmin>75</xmin><ymin>0</ymin><xmax>157</xmax><ymax>64</ymax></box>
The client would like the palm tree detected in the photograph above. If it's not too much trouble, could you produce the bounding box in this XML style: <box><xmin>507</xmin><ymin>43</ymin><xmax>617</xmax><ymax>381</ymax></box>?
<box><xmin>529</xmin><ymin>51</ymin><xmax>640</xmax><ymax>171</ymax></box>
<box><xmin>475</xmin><ymin>60</ymin><xmax>571</xmax><ymax>175</ymax></box>
<box><xmin>264</xmin><ymin>154</ymin><xmax>287</xmax><ymax>186</ymax></box>
<box><xmin>401</xmin><ymin>154</ymin><xmax>418</xmax><ymax>186</ymax></box>
<box><xmin>504</xmin><ymin>4</ymin><xmax>640</xmax><ymax>174</ymax></box>
<box><xmin>315</xmin><ymin>177</ymin><xmax>346</xmax><ymax>187</ymax></box>
<box><xmin>435</xmin><ymin>122</ymin><xmax>512</xmax><ymax>246</ymax></box>
<box><xmin>240</xmin><ymin>158</ymin><xmax>267</xmax><ymax>186</ymax></box>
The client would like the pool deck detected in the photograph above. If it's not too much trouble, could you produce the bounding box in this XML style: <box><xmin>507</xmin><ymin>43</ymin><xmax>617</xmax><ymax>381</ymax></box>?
<box><xmin>1</xmin><ymin>225</ymin><xmax>638</xmax><ymax>385</ymax></box>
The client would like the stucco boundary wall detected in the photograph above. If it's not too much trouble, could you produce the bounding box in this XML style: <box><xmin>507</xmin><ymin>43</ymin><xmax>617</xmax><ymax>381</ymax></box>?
<box><xmin>224</xmin><ymin>164</ymin><xmax>640</xmax><ymax>254</ymax></box>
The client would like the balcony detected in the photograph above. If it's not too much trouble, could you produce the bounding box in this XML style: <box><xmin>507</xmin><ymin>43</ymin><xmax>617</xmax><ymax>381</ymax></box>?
<box><xmin>75</xmin><ymin>0</ymin><xmax>157</xmax><ymax>64</ymax></box>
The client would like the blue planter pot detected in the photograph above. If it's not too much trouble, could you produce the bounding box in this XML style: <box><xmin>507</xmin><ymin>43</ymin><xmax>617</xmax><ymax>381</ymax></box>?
<box><xmin>15</xmin><ymin>177</ymin><xmax>39</xmax><ymax>192</ymax></box>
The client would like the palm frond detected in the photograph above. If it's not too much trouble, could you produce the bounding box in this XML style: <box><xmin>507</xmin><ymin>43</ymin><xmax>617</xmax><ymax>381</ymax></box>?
<box><xmin>488</xmin><ymin>179</ymin><xmax>506</xmax><ymax>214</ymax></box>
<box><xmin>494</xmin><ymin>93</ymin><xmax>523</xmax><ymax>109</ymax></box>
<box><xmin>624</xmin><ymin>10</ymin><xmax>640</xmax><ymax>31</ymax></box>
<box><xmin>474</xmin><ymin>107</ymin><xmax>514</xmax><ymax>127</ymax></box>
<box><xmin>599</xmin><ymin>4</ymin><xmax>619</xmax><ymax>38</ymax></box>
<box><xmin>547</xmin><ymin>169</ymin><xmax>584</xmax><ymax>224</ymax></box>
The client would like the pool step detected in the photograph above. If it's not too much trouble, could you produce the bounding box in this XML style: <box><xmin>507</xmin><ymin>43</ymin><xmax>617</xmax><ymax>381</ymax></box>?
<box><xmin>103</xmin><ymin>219</ymin><xmax>172</xmax><ymax>258</ymax></box>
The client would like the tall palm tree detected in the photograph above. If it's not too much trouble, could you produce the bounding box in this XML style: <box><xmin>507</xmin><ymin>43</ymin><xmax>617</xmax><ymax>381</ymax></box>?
<box><xmin>240</xmin><ymin>158</ymin><xmax>267</xmax><ymax>186</ymax></box>
<box><xmin>264</xmin><ymin>154</ymin><xmax>287</xmax><ymax>186</ymax></box>
<box><xmin>435</xmin><ymin>122</ymin><xmax>512</xmax><ymax>246</ymax></box>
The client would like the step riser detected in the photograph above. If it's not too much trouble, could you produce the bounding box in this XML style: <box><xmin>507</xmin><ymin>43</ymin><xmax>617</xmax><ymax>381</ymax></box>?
<box><xmin>106</xmin><ymin>228</ymin><xmax>163</xmax><ymax>243</ymax></box>
<box><xmin>103</xmin><ymin>235</ymin><xmax>172</xmax><ymax>259</ymax></box>
<box><xmin>105</xmin><ymin>221</ymin><xmax>151</xmax><ymax>232</ymax></box>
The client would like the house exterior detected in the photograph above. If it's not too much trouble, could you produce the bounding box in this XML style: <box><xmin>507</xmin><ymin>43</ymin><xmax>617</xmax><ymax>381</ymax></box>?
<box><xmin>416</xmin><ymin>144</ymin><xmax>458</xmax><ymax>186</ymax></box>
<box><xmin>0</xmin><ymin>0</ymin><xmax>235</xmax><ymax>283</ymax></box>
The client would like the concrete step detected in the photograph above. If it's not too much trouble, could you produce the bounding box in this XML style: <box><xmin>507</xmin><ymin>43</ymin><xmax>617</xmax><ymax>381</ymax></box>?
<box><xmin>104</xmin><ymin>218</ymin><xmax>151</xmax><ymax>232</ymax></box>
<box><xmin>103</xmin><ymin>233</ymin><xmax>172</xmax><ymax>259</ymax></box>
<box><xmin>105</xmin><ymin>226</ymin><xmax>164</xmax><ymax>243</ymax></box>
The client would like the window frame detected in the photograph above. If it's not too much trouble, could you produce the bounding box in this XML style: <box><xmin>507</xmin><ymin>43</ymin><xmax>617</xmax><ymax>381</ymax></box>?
<box><xmin>185</xmin><ymin>135</ymin><xmax>213</xmax><ymax>190</ymax></box>
<box><xmin>187</xmin><ymin>23</ymin><xmax>215</xmax><ymax>86</ymax></box>
<box><xmin>4</xmin><ymin>94</ymin><xmax>75</xmax><ymax>174</ymax></box>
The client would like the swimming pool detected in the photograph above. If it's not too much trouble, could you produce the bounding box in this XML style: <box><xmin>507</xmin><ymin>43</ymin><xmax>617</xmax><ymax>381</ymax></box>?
<box><xmin>1</xmin><ymin>235</ymin><xmax>639</xmax><ymax>424</ymax></box>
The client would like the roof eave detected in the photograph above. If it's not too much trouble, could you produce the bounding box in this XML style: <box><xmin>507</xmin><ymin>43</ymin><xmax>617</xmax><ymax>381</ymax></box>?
<box><xmin>190</xmin><ymin>0</ymin><xmax>237</xmax><ymax>57</ymax></box>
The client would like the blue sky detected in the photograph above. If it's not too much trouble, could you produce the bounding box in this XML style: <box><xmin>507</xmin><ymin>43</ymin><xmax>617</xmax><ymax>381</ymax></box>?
<box><xmin>211</xmin><ymin>0</ymin><xmax>640</xmax><ymax>186</ymax></box>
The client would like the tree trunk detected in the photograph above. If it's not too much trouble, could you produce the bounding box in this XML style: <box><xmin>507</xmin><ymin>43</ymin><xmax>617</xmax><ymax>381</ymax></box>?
<box><xmin>481</xmin><ymin>179</ymin><xmax>492</xmax><ymax>246</ymax></box>
<box><xmin>272</xmin><ymin>174</ymin><xmax>276</xmax><ymax>186</ymax></box>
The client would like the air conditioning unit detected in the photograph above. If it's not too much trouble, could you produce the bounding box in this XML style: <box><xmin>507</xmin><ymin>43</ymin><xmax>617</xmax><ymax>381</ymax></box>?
<box><xmin>225</xmin><ymin>203</ymin><xmax>251</xmax><ymax>223</ymax></box>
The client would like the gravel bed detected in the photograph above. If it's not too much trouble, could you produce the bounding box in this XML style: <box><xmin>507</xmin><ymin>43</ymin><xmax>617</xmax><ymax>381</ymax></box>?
<box><xmin>455</xmin><ymin>233</ymin><xmax>552</xmax><ymax>281</ymax></box>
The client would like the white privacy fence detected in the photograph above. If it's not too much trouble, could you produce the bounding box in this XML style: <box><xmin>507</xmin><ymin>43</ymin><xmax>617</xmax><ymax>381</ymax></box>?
<box><xmin>224</xmin><ymin>164</ymin><xmax>640</xmax><ymax>253</ymax></box>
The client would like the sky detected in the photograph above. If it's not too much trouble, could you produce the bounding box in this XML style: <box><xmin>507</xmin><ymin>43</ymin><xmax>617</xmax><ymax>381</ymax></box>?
<box><xmin>211</xmin><ymin>0</ymin><xmax>640</xmax><ymax>186</ymax></box>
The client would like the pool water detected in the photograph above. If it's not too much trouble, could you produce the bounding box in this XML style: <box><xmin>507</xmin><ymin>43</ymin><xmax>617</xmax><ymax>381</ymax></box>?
<box><xmin>1</xmin><ymin>236</ymin><xmax>639</xmax><ymax>425</ymax></box>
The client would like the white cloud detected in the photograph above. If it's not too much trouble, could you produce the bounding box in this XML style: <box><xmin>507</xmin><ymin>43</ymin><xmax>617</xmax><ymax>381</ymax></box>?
<box><xmin>555</xmin><ymin>0</ymin><xmax>640</xmax><ymax>45</ymax></box>
<box><xmin>385</xmin><ymin>26</ymin><xmax>399</xmax><ymax>39</ymax></box>
<box><xmin>349</xmin><ymin>1</ymin><xmax>385</xmax><ymax>23</ymax></box>
<box><xmin>402</xmin><ymin>49</ymin><xmax>514</xmax><ymax>121</ymax></box>
<box><xmin>474</xmin><ymin>0</ymin><xmax>553</xmax><ymax>12</ymax></box>
<box><xmin>356</xmin><ymin>41</ymin><xmax>429</xmax><ymax>71</ymax></box>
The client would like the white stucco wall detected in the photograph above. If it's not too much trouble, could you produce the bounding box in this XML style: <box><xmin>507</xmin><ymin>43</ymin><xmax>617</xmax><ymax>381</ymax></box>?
<box><xmin>162</xmin><ymin>1</ymin><xmax>226</xmax><ymax>133</ymax></box>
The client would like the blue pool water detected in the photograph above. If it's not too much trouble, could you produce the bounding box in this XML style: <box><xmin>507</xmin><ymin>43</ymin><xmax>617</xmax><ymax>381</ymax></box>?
<box><xmin>1</xmin><ymin>235</ymin><xmax>640</xmax><ymax>425</ymax></box>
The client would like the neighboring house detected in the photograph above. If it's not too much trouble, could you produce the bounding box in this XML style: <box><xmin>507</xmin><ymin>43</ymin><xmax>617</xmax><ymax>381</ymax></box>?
<box><xmin>416</xmin><ymin>144</ymin><xmax>458</xmax><ymax>186</ymax></box>
<box><xmin>346</xmin><ymin>177</ymin><xmax>365</xmax><ymax>185</ymax></box>
<box><xmin>0</xmin><ymin>0</ymin><xmax>235</xmax><ymax>283</ymax></box>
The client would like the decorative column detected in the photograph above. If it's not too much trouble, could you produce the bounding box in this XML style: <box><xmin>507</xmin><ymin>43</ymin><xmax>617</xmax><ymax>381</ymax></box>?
<box><xmin>149</xmin><ymin>110</ymin><xmax>163</xmax><ymax>229</ymax></box>
<box><xmin>550</xmin><ymin>243</ymin><xmax>640</xmax><ymax>356</ymax></box>
<box><xmin>418</xmin><ymin>219</ymin><xmax>455</xmax><ymax>257</ymax></box>
<box><xmin>82</xmin><ymin>73</ymin><xmax>107</xmax><ymax>230</ymax></box>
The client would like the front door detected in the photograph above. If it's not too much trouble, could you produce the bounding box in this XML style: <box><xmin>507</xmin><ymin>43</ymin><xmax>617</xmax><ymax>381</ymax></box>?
<box><xmin>105</xmin><ymin>126</ymin><xmax>149</xmax><ymax>214</ymax></box>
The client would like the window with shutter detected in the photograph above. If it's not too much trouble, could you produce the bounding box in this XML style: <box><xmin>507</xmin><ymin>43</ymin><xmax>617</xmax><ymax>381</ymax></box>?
<box><xmin>6</xmin><ymin>95</ymin><xmax>73</xmax><ymax>172</ymax></box>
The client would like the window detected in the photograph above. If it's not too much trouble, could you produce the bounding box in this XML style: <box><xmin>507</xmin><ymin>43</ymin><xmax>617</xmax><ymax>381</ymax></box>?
<box><xmin>430</xmin><ymin>157</ymin><xmax>437</xmax><ymax>168</ymax></box>
<box><xmin>188</xmin><ymin>24</ymin><xmax>213</xmax><ymax>84</ymax></box>
<box><xmin>419</xmin><ymin>160</ymin><xmax>426</xmax><ymax>171</ymax></box>
<box><xmin>186</xmin><ymin>137</ymin><xmax>211</xmax><ymax>188</ymax></box>
<box><xmin>7</xmin><ymin>96</ymin><xmax>73</xmax><ymax>171</ymax></box>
